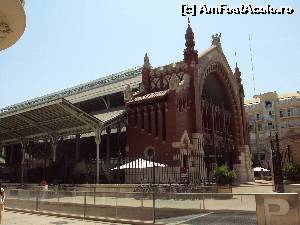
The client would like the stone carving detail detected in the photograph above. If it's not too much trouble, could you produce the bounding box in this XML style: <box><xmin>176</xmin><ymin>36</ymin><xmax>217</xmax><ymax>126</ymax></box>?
<box><xmin>178</xmin><ymin>131</ymin><xmax>194</xmax><ymax>154</ymax></box>
<box><xmin>0</xmin><ymin>23</ymin><xmax>12</xmax><ymax>38</ymax></box>
<box><xmin>211</xmin><ymin>33</ymin><xmax>221</xmax><ymax>47</ymax></box>
<box><xmin>123</xmin><ymin>85</ymin><xmax>133</xmax><ymax>101</ymax></box>
<box><xmin>175</xmin><ymin>73</ymin><xmax>191</xmax><ymax>93</ymax></box>
<box><xmin>149</xmin><ymin>71</ymin><xmax>184</xmax><ymax>91</ymax></box>
<box><xmin>172</xmin><ymin>130</ymin><xmax>193</xmax><ymax>152</ymax></box>
<box><xmin>169</xmin><ymin>76</ymin><xmax>180</xmax><ymax>91</ymax></box>
<box><xmin>143</xmin><ymin>53</ymin><xmax>151</xmax><ymax>69</ymax></box>
<box><xmin>181</xmin><ymin>131</ymin><xmax>191</xmax><ymax>149</ymax></box>
<box><xmin>182</xmin><ymin>73</ymin><xmax>191</xmax><ymax>89</ymax></box>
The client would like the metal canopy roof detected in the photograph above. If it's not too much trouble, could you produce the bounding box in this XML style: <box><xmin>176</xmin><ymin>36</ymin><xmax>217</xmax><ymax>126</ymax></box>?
<box><xmin>93</xmin><ymin>109</ymin><xmax>126</xmax><ymax>130</ymax></box>
<box><xmin>0</xmin><ymin>67</ymin><xmax>142</xmax><ymax>114</ymax></box>
<box><xmin>0</xmin><ymin>98</ymin><xmax>103</xmax><ymax>145</ymax></box>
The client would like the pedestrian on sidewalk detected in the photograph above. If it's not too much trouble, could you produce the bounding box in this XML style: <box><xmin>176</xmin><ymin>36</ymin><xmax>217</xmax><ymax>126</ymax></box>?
<box><xmin>0</xmin><ymin>183</ymin><xmax>5</xmax><ymax>224</ymax></box>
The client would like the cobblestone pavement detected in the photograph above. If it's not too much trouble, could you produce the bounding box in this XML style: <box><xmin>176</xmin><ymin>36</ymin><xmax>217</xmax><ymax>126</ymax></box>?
<box><xmin>159</xmin><ymin>212</ymin><xmax>257</xmax><ymax>225</ymax></box>
<box><xmin>2</xmin><ymin>211</ymin><xmax>129</xmax><ymax>225</ymax></box>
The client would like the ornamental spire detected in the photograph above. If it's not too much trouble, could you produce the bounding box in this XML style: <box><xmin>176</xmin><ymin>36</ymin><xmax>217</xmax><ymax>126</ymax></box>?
<box><xmin>183</xmin><ymin>20</ymin><xmax>198</xmax><ymax>65</ymax></box>
<box><xmin>234</xmin><ymin>63</ymin><xmax>244</xmax><ymax>96</ymax></box>
<box><xmin>143</xmin><ymin>53</ymin><xmax>151</xmax><ymax>69</ymax></box>
<box><xmin>234</xmin><ymin>63</ymin><xmax>241</xmax><ymax>80</ymax></box>
<box><xmin>142</xmin><ymin>53</ymin><xmax>151</xmax><ymax>92</ymax></box>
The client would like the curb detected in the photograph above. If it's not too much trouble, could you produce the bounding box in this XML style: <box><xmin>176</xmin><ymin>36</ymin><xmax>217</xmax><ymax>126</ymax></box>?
<box><xmin>5</xmin><ymin>207</ymin><xmax>165</xmax><ymax>225</ymax></box>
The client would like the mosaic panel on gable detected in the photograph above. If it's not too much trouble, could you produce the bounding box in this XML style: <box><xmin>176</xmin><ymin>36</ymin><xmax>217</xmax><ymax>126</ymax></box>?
<box><xmin>149</xmin><ymin>72</ymin><xmax>185</xmax><ymax>91</ymax></box>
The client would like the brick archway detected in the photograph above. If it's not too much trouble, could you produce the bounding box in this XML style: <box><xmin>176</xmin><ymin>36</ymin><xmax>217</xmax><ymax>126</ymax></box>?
<box><xmin>198</xmin><ymin>61</ymin><xmax>243</xmax><ymax>163</ymax></box>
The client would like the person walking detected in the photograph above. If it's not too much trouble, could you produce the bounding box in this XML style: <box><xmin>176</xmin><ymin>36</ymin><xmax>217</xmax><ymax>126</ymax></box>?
<box><xmin>0</xmin><ymin>183</ymin><xmax>5</xmax><ymax>224</ymax></box>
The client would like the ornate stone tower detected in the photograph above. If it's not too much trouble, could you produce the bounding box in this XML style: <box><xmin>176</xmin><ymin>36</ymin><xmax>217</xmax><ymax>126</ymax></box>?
<box><xmin>141</xmin><ymin>53</ymin><xmax>151</xmax><ymax>93</ymax></box>
<box><xmin>184</xmin><ymin>21</ymin><xmax>198</xmax><ymax>66</ymax></box>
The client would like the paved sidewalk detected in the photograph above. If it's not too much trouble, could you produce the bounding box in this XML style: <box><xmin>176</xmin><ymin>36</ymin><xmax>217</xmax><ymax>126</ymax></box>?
<box><xmin>159</xmin><ymin>212</ymin><xmax>257</xmax><ymax>225</ymax></box>
<box><xmin>232</xmin><ymin>182</ymin><xmax>273</xmax><ymax>193</ymax></box>
<box><xmin>2</xmin><ymin>211</ymin><xmax>129</xmax><ymax>225</ymax></box>
<box><xmin>5</xmin><ymin>183</ymin><xmax>274</xmax><ymax>219</ymax></box>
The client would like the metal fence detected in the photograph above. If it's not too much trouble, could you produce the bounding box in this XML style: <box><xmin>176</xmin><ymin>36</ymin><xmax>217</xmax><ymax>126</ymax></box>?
<box><xmin>1</xmin><ymin>153</ymin><xmax>214</xmax><ymax>185</ymax></box>
<box><xmin>108</xmin><ymin>153</ymin><xmax>210</xmax><ymax>185</ymax></box>
<box><xmin>5</xmin><ymin>188</ymin><xmax>260</xmax><ymax>224</ymax></box>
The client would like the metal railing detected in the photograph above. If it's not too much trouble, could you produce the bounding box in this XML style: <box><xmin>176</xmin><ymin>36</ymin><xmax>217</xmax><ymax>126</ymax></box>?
<box><xmin>4</xmin><ymin>188</ymin><xmax>261</xmax><ymax>223</ymax></box>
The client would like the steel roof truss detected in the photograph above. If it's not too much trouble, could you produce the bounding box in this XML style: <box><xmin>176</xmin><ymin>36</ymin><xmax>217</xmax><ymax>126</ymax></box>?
<box><xmin>57</xmin><ymin>103</ymin><xmax>98</xmax><ymax>130</ymax></box>
<box><xmin>16</xmin><ymin>114</ymin><xmax>56</xmax><ymax>136</ymax></box>
<box><xmin>0</xmin><ymin>124</ymin><xmax>23</xmax><ymax>141</ymax></box>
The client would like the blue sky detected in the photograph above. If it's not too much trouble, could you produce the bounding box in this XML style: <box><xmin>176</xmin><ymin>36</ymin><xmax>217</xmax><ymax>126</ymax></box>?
<box><xmin>1</xmin><ymin>0</ymin><xmax>299</xmax><ymax>108</ymax></box>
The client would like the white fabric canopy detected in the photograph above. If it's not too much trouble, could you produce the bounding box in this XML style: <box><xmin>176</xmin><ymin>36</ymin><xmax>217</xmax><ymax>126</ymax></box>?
<box><xmin>253</xmin><ymin>167</ymin><xmax>269</xmax><ymax>172</ymax></box>
<box><xmin>112</xmin><ymin>158</ymin><xmax>166</xmax><ymax>170</ymax></box>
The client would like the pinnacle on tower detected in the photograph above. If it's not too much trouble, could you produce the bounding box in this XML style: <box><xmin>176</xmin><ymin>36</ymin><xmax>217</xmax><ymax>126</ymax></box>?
<box><xmin>234</xmin><ymin>63</ymin><xmax>244</xmax><ymax>96</ymax></box>
<box><xmin>143</xmin><ymin>53</ymin><xmax>151</xmax><ymax>69</ymax></box>
<box><xmin>183</xmin><ymin>21</ymin><xmax>198</xmax><ymax>65</ymax></box>
<box><xmin>234</xmin><ymin>63</ymin><xmax>241</xmax><ymax>81</ymax></box>
<box><xmin>142</xmin><ymin>53</ymin><xmax>151</xmax><ymax>92</ymax></box>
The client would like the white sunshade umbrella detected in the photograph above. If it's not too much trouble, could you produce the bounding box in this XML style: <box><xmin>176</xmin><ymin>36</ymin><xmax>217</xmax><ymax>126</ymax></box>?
<box><xmin>112</xmin><ymin>158</ymin><xmax>166</xmax><ymax>170</ymax></box>
<box><xmin>253</xmin><ymin>167</ymin><xmax>269</xmax><ymax>172</ymax></box>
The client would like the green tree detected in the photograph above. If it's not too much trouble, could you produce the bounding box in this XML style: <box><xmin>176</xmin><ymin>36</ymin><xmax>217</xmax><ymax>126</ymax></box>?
<box><xmin>283</xmin><ymin>162</ymin><xmax>300</xmax><ymax>181</ymax></box>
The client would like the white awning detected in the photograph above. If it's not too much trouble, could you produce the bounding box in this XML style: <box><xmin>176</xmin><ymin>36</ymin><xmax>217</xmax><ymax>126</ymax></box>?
<box><xmin>112</xmin><ymin>158</ymin><xmax>166</xmax><ymax>170</ymax></box>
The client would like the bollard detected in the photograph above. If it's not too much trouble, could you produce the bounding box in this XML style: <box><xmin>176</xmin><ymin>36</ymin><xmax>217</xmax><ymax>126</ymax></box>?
<box><xmin>93</xmin><ymin>187</ymin><xmax>96</xmax><ymax>205</ymax></box>
<box><xmin>35</xmin><ymin>190</ymin><xmax>39</xmax><ymax>211</ymax></box>
<box><xmin>152</xmin><ymin>192</ymin><xmax>156</xmax><ymax>224</ymax></box>
<box><xmin>202</xmin><ymin>193</ymin><xmax>205</xmax><ymax>210</ymax></box>
<box><xmin>83</xmin><ymin>192</ymin><xmax>87</xmax><ymax>218</ymax></box>
<box><xmin>115</xmin><ymin>190</ymin><xmax>119</xmax><ymax>219</ymax></box>
<box><xmin>199</xmin><ymin>194</ymin><xmax>202</xmax><ymax>210</ymax></box>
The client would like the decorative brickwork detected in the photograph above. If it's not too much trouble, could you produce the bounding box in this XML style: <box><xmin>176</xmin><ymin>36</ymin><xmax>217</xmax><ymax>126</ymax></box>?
<box><xmin>125</xmin><ymin>24</ymin><xmax>252</xmax><ymax>182</ymax></box>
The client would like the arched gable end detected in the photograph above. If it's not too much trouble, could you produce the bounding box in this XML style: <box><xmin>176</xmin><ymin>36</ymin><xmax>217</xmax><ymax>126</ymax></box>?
<box><xmin>198</xmin><ymin>61</ymin><xmax>244</xmax><ymax>149</ymax></box>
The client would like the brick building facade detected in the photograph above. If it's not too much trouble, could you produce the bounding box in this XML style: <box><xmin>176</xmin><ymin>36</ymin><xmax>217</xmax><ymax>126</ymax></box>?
<box><xmin>0</xmin><ymin>23</ymin><xmax>254</xmax><ymax>184</ymax></box>
<box><xmin>125</xmin><ymin>24</ymin><xmax>254</xmax><ymax>182</ymax></box>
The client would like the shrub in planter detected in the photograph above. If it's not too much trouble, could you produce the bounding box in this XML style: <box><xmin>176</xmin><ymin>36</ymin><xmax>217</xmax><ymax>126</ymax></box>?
<box><xmin>212</xmin><ymin>165</ymin><xmax>236</xmax><ymax>199</ymax></box>
<box><xmin>283</xmin><ymin>162</ymin><xmax>300</xmax><ymax>181</ymax></box>
<box><xmin>212</xmin><ymin>165</ymin><xmax>236</xmax><ymax>186</ymax></box>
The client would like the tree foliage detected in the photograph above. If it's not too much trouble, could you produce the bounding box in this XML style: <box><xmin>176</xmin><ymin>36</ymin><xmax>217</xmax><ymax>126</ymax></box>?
<box><xmin>283</xmin><ymin>162</ymin><xmax>300</xmax><ymax>181</ymax></box>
